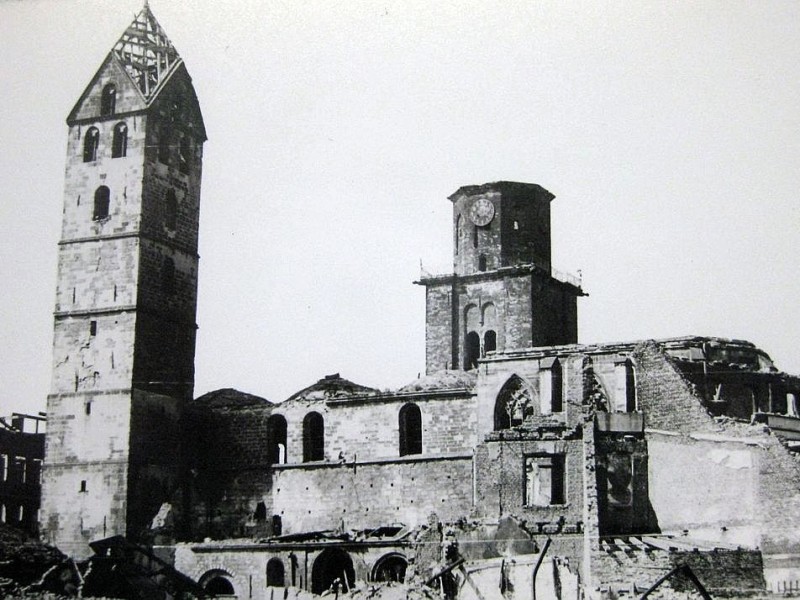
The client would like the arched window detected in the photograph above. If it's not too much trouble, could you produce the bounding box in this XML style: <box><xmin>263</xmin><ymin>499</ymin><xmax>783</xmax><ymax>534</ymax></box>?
<box><xmin>312</xmin><ymin>548</ymin><xmax>355</xmax><ymax>595</ymax></box>
<box><xmin>465</xmin><ymin>331</ymin><xmax>480</xmax><ymax>370</ymax></box>
<box><xmin>372</xmin><ymin>553</ymin><xmax>407</xmax><ymax>583</ymax></box>
<box><xmin>93</xmin><ymin>186</ymin><xmax>110</xmax><ymax>220</ymax></box>
<box><xmin>161</xmin><ymin>257</ymin><xmax>175</xmax><ymax>294</ymax></box>
<box><xmin>494</xmin><ymin>375</ymin><xmax>535</xmax><ymax>430</ymax></box>
<box><xmin>254</xmin><ymin>501</ymin><xmax>267</xmax><ymax>522</ymax></box>
<box><xmin>112</xmin><ymin>122</ymin><xmax>127</xmax><ymax>158</ymax></box>
<box><xmin>267</xmin><ymin>415</ymin><xmax>287</xmax><ymax>464</ymax></box>
<box><xmin>484</xmin><ymin>330</ymin><xmax>496</xmax><ymax>355</ymax></box>
<box><xmin>478</xmin><ymin>254</ymin><xmax>487</xmax><ymax>271</ymax></box>
<box><xmin>203</xmin><ymin>575</ymin><xmax>234</xmax><ymax>596</ymax></box>
<box><xmin>165</xmin><ymin>190</ymin><xmax>178</xmax><ymax>230</ymax></box>
<box><xmin>101</xmin><ymin>83</ymin><xmax>116</xmax><ymax>116</ymax></box>
<box><xmin>267</xmin><ymin>558</ymin><xmax>285</xmax><ymax>587</ymax></box>
<box><xmin>303</xmin><ymin>412</ymin><xmax>324</xmax><ymax>462</ymax></box>
<box><xmin>179</xmin><ymin>135</ymin><xmax>191</xmax><ymax>174</ymax></box>
<box><xmin>399</xmin><ymin>404</ymin><xmax>422</xmax><ymax>456</ymax></box>
<box><xmin>83</xmin><ymin>127</ymin><xmax>99</xmax><ymax>162</ymax></box>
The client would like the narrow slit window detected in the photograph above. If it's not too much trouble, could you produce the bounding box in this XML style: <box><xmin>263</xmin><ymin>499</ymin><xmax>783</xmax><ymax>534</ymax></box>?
<box><xmin>89</xmin><ymin>320</ymin><xmax>97</xmax><ymax>336</ymax></box>
<box><xmin>112</xmin><ymin>122</ymin><xmax>127</xmax><ymax>158</ymax></box>
<box><xmin>79</xmin><ymin>480</ymin><xmax>87</xmax><ymax>493</ymax></box>
<box><xmin>165</xmin><ymin>190</ymin><xmax>178</xmax><ymax>230</ymax></box>
<box><xmin>179</xmin><ymin>135</ymin><xmax>191</xmax><ymax>174</ymax></box>
<box><xmin>478</xmin><ymin>254</ymin><xmax>487</xmax><ymax>271</ymax></box>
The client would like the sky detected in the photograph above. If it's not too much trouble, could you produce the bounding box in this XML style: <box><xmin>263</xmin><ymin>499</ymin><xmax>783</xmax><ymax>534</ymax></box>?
<box><xmin>1</xmin><ymin>0</ymin><xmax>799</xmax><ymax>415</ymax></box>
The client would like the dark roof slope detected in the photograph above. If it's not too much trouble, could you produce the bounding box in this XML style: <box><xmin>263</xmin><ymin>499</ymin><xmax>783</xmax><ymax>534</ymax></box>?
<box><xmin>192</xmin><ymin>388</ymin><xmax>272</xmax><ymax>409</ymax></box>
<box><xmin>286</xmin><ymin>373</ymin><xmax>379</xmax><ymax>402</ymax></box>
<box><xmin>397</xmin><ymin>370</ymin><xmax>477</xmax><ymax>393</ymax></box>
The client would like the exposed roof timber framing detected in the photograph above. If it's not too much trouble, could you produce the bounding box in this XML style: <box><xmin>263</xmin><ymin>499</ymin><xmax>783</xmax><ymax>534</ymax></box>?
<box><xmin>113</xmin><ymin>4</ymin><xmax>180</xmax><ymax>99</ymax></box>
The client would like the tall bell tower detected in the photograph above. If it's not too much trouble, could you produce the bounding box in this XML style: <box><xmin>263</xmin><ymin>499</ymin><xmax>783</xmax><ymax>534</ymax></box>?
<box><xmin>417</xmin><ymin>182</ymin><xmax>584</xmax><ymax>374</ymax></box>
<box><xmin>40</xmin><ymin>5</ymin><xmax>206</xmax><ymax>557</ymax></box>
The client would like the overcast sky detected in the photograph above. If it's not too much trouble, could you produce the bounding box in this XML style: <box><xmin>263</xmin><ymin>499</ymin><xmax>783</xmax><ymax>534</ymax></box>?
<box><xmin>1</xmin><ymin>0</ymin><xmax>799</xmax><ymax>415</ymax></box>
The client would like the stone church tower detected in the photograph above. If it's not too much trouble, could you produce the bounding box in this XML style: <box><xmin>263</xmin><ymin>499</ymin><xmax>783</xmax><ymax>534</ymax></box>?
<box><xmin>40</xmin><ymin>5</ymin><xmax>206</xmax><ymax>557</ymax></box>
<box><xmin>418</xmin><ymin>182</ymin><xmax>583</xmax><ymax>373</ymax></box>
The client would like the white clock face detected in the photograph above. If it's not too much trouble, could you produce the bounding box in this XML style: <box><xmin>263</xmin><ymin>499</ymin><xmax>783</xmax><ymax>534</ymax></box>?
<box><xmin>469</xmin><ymin>198</ymin><xmax>495</xmax><ymax>226</ymax></box>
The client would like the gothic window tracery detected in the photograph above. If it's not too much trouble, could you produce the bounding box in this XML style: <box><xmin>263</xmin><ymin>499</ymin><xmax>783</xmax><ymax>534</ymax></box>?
<box><xmin>494</xmin><ymin>375</ymin><xmax>536</xmax><ymax>430</ymax></box>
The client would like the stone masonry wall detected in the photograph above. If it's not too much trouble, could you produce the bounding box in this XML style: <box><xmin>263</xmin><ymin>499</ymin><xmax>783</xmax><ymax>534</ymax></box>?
<box><xmin>271</xmin><ymin>456</ymin><xmax>473</xmax><ymax>533</ymax></box>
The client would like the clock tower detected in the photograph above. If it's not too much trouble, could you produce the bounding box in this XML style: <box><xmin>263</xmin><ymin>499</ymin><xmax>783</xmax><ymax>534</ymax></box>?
<box><xmin>40</xmin><ymin>5</ymin><xmax>206</xmax><ymax>557</ymax></box>
<box><xmin>417</xmin><ymin>182</ymin><xmax>583</xmax><ymax>373</ymax></box>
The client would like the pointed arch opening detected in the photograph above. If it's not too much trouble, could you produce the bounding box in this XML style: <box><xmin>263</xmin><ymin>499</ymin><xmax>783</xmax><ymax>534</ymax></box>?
<box><xmin>101</xmin><ymin>83</ymin><xmax>116</xmax><ymax>116</ymax></box>
<box><xmin>399</xmin><ymin>403</ymin><xmax>422</xmax><ymax>456</ymax></box>
<box><xmin>302</xmin><ymin>412</ymin><xmax>324</xmax><ymax>462</ymax></box>
<box><xmin>112</xmin><ymin>122</ymin><xmax>127</xmax><ymax>158</ymax></box>
<box><xmin>93</xmin><ymin>186</ymin><xmax>110</xmax><ymax>220</ymax></box>
<box><xmin>83</xmin><ymin>127</ymin><xmax>99</xmax><ymax>162</ymax></box>
<box><xmin>494</xmin><ymin>375</ymin><xmax>536</xmax><ymax>430</ymax></box>
<box><xmin>267</xmin><ymin>415</ymin><xmax>287</xmax><ymax>464</ymax></box>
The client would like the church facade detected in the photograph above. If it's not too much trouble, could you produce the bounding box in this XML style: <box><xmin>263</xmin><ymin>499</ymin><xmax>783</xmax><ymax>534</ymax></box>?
<box><xmin>40</xmin><ymin>6</ymin><xmax>800</xmax><ymax>599</ymax></box>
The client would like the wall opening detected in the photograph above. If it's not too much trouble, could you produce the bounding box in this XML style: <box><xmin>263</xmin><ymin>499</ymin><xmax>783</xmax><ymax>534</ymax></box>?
<box><xmin>372</xmin><ymin>553</ymin><xmax>407</xmax><ymax>583</ymax></box>
<box><xmin>303</xmin><ymin>412</ymin><xmax>324</xmax><ymax>462</ymax></box>
<box><xmin>455</xmin><ymin>214</ymin><xmax>461</xmax><ymax>255</ymax></box>
<box><xmin>484</xmin><ymin>330</ymin><xmax>496</xmax><ymax>355</ymax></box>
<box><xmin>158</xmin><ymin>126</ymin><xmax>171</xmax><ymax>164</ymax></box>
<box><xmin>165</xmin><ymin>190</ymin><xmax>178</xmax><ymax>230</ymax></box>
<box><xmin>89</xmin><ymin>320</ymin><xmax>97</xmax><ymax>336</ymax></box>
<box><xmin>112</xmin><ymin>122</ymin><xmax>127</xmax><ymax>158</ymax></box>
<box><xmin>267</xmin><ymin>415</ymin><xmax>287</xmax><ymax>464</ymax></box>
<box><xmin>525</xmin><ymin>454</ymin><xmax>566</xmax><ymax>506</ymax></box>
<box><xmin>494</xmin><ymin>375</ymin><xmax>535</xmax><ymax>430</ymax></box>
<box><xmin>465</xmin><ymin>331</ymin><xmax>480</xmax><ymax>370</ymax></box>
<box><xmin>399</xmin><ymin>403</ymin><xmax>422</xmax><ymax>456</ymax></box>
<box><xmin>254</xmin><ymin>501</ymin><xmax>267</xmax><ymax>522</ymax></box>
<box><xmin>266</xmin><ymin>558</ymin><xmax>285</xmax><ymax>587</ymax></box>
<box><xmin>100</xmin><ymin>83</ymin><xmax>116</xmax><ymax>116</ymax></box>
<box><xmin>614</xmin><ymin>358</ymin><xmax>637</xmax><ymax>412</ymax></box>
<box><xmin>311</xmin><ymin>548</ymin><xmax>355</xmax><ymax>595</ymax></box>
<box><xmin>472</xmin><ymin>225</ymin><xmax>478</xmax><ymax>248</ymax></box>
<box><xmin>478</xmin><ymin>254</ymin><xmax>487</xmax><ymax>271</ymax></box>
<box><xmin>93</xmin><ymin>186</ymin><xmax>110</xmax><ymax>220</ymax></box>
<box><xmin>179</xmin><ymin>135</ymin><xmax>191</xmax><ymax>174</ymax></box>
<box><xmin>539</xmin><ymin>357</ymin><xmax>563</xmax><ymax>414</ymax></box>
<box><xmin>203</xmin><ymin>574</ymin><xmax>234</xmax><ymax>597</ymax></box>
<box><xmin>83</xmin><ymin>127</ymin><xmax>99</xmax><ymax>162</ymax></box>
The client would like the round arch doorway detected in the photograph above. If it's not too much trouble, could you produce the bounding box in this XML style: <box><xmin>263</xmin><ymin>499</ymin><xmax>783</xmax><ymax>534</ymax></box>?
<box><xmin>311</xmin><ymin>548</ymin><xmax>355</xmax><ymax>595</ymax></box>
